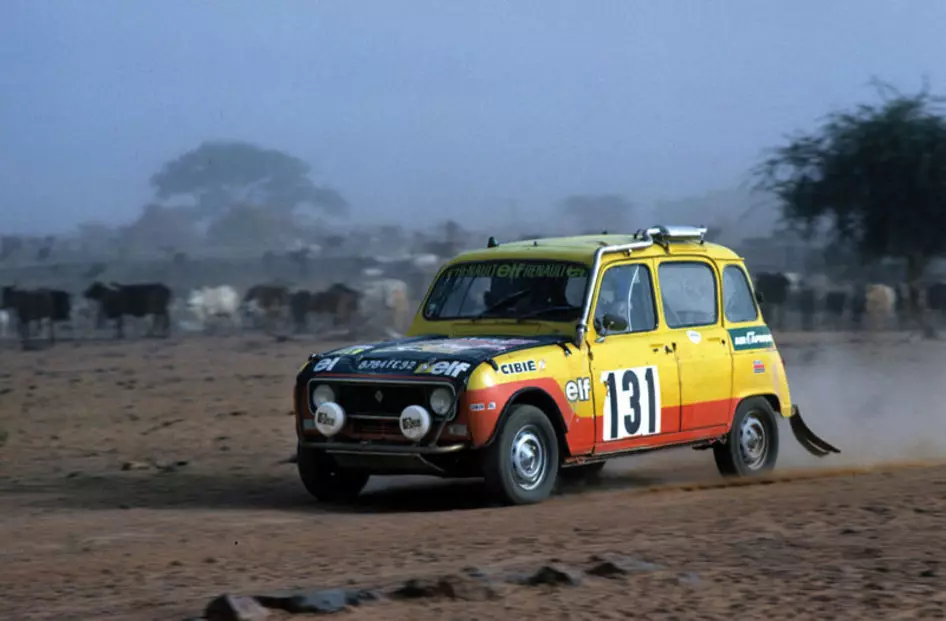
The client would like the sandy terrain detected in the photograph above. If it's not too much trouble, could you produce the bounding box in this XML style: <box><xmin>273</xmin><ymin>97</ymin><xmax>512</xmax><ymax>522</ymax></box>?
<box><xmin>2</xmin><ymin>330</ymin><xmax>946</xmax><ymax>620</ymax></box>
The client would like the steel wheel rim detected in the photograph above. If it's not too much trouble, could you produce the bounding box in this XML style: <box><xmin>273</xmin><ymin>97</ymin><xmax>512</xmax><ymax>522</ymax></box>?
<box><xmin>739</xmin><ymin>413</ymin><xmax>768</xmax><ymax>470</ymax></box>
<box><xmin>510</xmin><ymin>425</ymin><xmax>547</xmax><ymax>491</ymax></box>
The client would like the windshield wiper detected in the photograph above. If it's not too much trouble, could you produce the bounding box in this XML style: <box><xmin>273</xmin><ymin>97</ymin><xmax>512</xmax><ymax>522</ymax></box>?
<box><xmin>514</xmin><ymin>305</ymin><xmax>581</xmax><ymax>322</ymax></box>
<box><xmin>473</xmin><ymin>288</ymin><xmax>531</xmax><ymax>319</ymax></box>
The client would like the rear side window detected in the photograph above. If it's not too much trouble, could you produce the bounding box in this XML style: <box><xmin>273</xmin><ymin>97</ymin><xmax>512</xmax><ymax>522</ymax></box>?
<box><xmin>657</xmin><ymin>262</ymin><xmax>718</xmax><ymax>328</ymax></box>
<box><xmin>722</xmin><ymin>265</ymin><xmax>759</xmax><ymax>323</ymax></box>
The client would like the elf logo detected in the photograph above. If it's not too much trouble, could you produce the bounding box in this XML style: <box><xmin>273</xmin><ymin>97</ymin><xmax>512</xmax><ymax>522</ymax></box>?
<box><xmin>414</xmin><ymin>360</ymin><xmax>472</xmax><ymax>378</ymax></box>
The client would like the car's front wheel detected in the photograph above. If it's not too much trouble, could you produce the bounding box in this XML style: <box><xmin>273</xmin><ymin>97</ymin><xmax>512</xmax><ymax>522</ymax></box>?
<box><xmin>297</xmin><ymin>444</ymin><xmax>370</xmax><ymax>503</ymax></box>
<box><xmin>482</xmin><ymin>404</ymin><xmax>559</xmax><ymax>505</ymax></box>
<box><xmin>713</xmin><ymin>397</ymin><xmax>780</xmax><ymax>477</ymax></box>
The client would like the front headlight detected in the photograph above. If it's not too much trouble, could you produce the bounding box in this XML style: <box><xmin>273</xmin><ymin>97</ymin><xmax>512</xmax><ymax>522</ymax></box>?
<box><xmin>429</xmin><ymin>387</ymin><xmax>453</xmax><ymax>415</ymax></box>
<box><xmin>311</xmin><ymin>383</ymin><xmax>336</xmax><ymax>407</ymax></box>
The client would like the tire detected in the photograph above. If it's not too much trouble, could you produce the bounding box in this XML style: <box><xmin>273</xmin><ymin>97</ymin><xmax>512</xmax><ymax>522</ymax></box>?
<box><xmin>482</xmin><ymin>404</ymin><xmax>560</xmax><ymax>505</ymax></box>
<box><xmin>297</xmin><ymin>444</ymin><xmax>370</xmax><ymax>503</ymax></box>
<box><xmin>713</xmin><ymin>397</ymin><xmax>780</xmax><ymax>477</ymax></box>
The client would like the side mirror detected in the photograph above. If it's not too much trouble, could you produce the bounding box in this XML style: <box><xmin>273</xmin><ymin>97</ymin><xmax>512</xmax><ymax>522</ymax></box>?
<box><xmin>601</xmin><ymin>312</ymin><xmax>629</xmax><ymax>333</ymax></box>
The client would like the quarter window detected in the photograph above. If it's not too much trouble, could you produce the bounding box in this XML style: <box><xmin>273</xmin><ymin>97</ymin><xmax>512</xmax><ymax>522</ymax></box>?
<box><xmin>593</xmin><ymin>263</ymin><xmax>657</xmax><ymax>334</ymax></box>
<box><xmin>722</xmin><ymin>265</ymin><xmax>759</xmax><ymax>323</ymax></box>
<box><xmin>657</xmin><ymin>262</ymin><xmax>718</xmax><ymax>328</ymax></box>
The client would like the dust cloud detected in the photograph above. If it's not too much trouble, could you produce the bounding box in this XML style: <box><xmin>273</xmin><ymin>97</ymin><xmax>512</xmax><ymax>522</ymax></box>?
<box><xmin>778</xmin><ymin>333</ymin><xmax>946</xmax><ymax>469</ymax></box>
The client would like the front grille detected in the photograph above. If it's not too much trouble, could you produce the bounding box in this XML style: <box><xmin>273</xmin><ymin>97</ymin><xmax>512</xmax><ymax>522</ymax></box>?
<box><xmin>335</xmin><ymin>383</ymin><xmax>431</xmax><ymax>417</ymax></box>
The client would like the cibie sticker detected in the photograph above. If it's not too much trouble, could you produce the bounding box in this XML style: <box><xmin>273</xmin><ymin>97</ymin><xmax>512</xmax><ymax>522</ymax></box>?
<box><xmin>414</xmin><ymin>360</ymin><xmax>472</xmax><ymax>378</ymax></box>
<box><xmin>499</xmin><ymin>360</ymin><xmax>541</xmax><ymax>375</ymax></box>
<box><xmin>469</xmin><ymin>402</ymin><xmax>486</xmax><ymax>412</ymax></box>
<box><xmin>564</xmin><ymin>377</ymin><xmax>591</xmax><ymax>402</ymax></box>
<box><xmin>686</xmin><ymin>330</ymin><xmax>702</xmax><ymax>344</ymax></box>
<box><xmin>312</xmin><ymin>357</ymin><xmax>341</xmax><ymax>373</ymax></box>
<box><xmin>600</xmin><ymin>366</ymin><xmax>661</xmax><ymax>441</ymax></box>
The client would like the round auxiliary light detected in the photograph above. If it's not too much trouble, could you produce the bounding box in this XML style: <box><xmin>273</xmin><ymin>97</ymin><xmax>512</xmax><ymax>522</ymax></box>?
<box><xmin>311</xmin><ymin>383</ymin><xmax>335</xmax><ymax>408</ymax></box>
<box><xmin>314</xmin><ymin>402</ymin><xmax>346</xmax><ymax>437</ymax></box>
<box><xmin>399</xmin><ymin>405</ymin><xmax>432</xmax><ymax>442</ymax></box>
<box><xmin>429</xmin><ymin>387</ymin><xmax>453</xmax><ymax>416</ymax></box>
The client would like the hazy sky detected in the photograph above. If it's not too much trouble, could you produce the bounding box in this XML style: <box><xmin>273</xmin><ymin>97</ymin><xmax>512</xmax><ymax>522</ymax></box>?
<box><xmin>2</xmin><ymin>0</ymin><xmax>944</xmax><ymax>235</ymax></box>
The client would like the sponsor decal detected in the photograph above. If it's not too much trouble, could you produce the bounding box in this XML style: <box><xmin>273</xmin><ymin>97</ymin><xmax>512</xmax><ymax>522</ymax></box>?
<box><xmin>686</xmin><ymin>330</ymin><xmax>702</xmax><ymax>344</ymax></box>
<box><xmin>329</xmin><ymin>344</ymin><xmax>374</xmax><ymax>355</ymax></box>
<box><xmin>728</xmin><ymin>326</ymin><xmax>775</xmax><ymax>351</ymax></box>
<box><xmin>600</xmin><ymin>366</ymin><xmax>661</xmax><ymax>441</ymax></box>
<box><xmin>499</xmin><ymin>360</ymin><xmax>539</xmax><ymax>375</ymax></box>
<box><xmin>446</xmin><ymin>262</ymin><xmax>589</xmax><ymax>279</ymax></box>
<box><xmin>311</xmin><ymin>356</ymin><xmax>341</xmax><ymax>373</ymax></box>
<box><xmin>564</xmin><ymin>377</ymin><xmax>591</xmax><ymax>402</ymax></box>
<box><xmin>374</xmin><ymin>337</ymin><xmax>538</xmax><ymax>355</ymax></box>
<box><xmin>414</xmin><ymin>360</ymin><xmax>472</xmax><ymax>378</ymax></box>
<box><xmin>469</xmin><ymin>402</ymin><xmax>486</xmax><ymax>412</ymax></box>
<box><xmin>487</xmin><ymin>401</ymin><xmax>497</xmax><ymax>410</ymax></box>
<box><xmin>753</xmin><ymin>360</ymin><xmax>766</xmax><ymax>374</ymax></box>
<box><xmin>357</xmin><ymin>358</ymin><xmax>418</xmax><ymax>372</ymax></box>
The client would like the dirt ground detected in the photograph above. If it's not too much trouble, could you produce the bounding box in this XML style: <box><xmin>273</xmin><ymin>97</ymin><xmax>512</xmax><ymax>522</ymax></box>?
<box><xmin>2</xmin><ymin>331</ymin><xmax>946</xmax><ymax>620</ymax></box>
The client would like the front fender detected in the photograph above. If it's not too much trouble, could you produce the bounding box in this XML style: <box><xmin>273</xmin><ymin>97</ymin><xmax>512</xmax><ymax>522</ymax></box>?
<box><xmin>461</xmin><ymin>378</ymin><xmax>575</xmax><ymax>449</ymax></box>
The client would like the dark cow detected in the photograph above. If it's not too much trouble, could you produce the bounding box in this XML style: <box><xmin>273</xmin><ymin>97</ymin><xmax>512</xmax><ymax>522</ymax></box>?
<box><xmin>84</xmin><ymin>281</ymin><xmax>171</xmax><ymax>339</ymax></box>
<box><xmin>753</xmin><ymin>272</ymin><xmax>791</xmax><ymax>329</ymax></box>
<box><xmin>1</xmin><ymin>285</ymin><xmax>71</xmax><ymax>349</ymax></box>
<box><xmin>796</xmin><ymin>286</ymin><xmax>817</xmax><ymax>331</ymax></box>
<box><xmin>290</xmin><ymin>284</ymin><xmax>361</xmax><ymax>334</ymax></box>
<box><xmin>243</xmin><ymin>284</ymin><xmax>291</xmax><ymax>332</ymax></box>
<box><xmin>928</xmin><ymin>282</ymin><xmax>946</xmax><ymax>314</ymax></box>
<box><xmin>822</xmin><ymin>290</ymin><xmax>848</xmax><ymax>330</ymax></box>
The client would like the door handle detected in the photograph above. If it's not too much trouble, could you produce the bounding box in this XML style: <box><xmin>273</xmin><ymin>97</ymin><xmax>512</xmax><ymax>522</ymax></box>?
<box><xmin>651</xmin><ymin>343</ymin><xmax>675</xmax><ymax>354</ymax></box>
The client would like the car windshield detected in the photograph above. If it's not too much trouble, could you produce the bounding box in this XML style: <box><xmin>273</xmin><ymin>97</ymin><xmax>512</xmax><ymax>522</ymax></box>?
<box><xmin>422</xmin><ymin>260</ymin><xmax>590</xmax><ymax>321</ymax></box>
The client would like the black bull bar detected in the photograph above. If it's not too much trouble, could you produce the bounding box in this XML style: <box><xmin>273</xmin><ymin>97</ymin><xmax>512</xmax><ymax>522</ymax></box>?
<box><xmin>789</xmin><ymin>405</ymin><xmax>841</xmax><ymax>457</ymax></box>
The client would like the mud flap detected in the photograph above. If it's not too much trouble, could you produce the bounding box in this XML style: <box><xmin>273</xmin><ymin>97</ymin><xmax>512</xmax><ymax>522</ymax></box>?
<box><xmin>788</xmin><ymin>405</ymin><xmax>840</xmax><ymax>457</ymax></box>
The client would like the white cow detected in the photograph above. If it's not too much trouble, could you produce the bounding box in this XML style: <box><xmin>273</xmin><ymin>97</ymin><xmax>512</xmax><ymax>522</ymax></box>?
<box><xmin>360</xmin><ymin>278</ymin><xmax>412</xmax><ymax>335</ymax></box>
<box><xmin>187</xmin><ymin>285</ymin><xmax>241</xmax><ymax>332</ymax></box>
<box><xmin>865</xmin><ymin>283</ymin><xmax>897</xmax><ymax>331</ymax></box>
<box><xmin>0</xmin><ymin>309</ymin><xmax>9</xmax><ymax>340</ymax></box>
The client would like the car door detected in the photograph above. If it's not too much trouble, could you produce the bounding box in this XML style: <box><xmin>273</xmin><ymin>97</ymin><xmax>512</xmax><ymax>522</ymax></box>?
<box><xmin>588</xmin><ymin>260</ymin><xmax>682</xmax><ymax>454</ymax></box>
<box><xmin>654</xmin><ymin>259</ymin><xmax>733</xmax><ymax>432</ymax></box>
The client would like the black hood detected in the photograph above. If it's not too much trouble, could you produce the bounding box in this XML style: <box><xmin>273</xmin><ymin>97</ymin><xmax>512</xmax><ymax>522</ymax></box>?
<box><xmin>301</xmin><ymin>334</ymin><xmax>569</xmax><ymax>385</ymax></box>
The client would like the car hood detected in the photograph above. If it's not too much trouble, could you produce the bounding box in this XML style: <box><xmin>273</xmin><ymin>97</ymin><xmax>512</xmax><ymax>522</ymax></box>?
<box><xmin>302</xmin><ymin>334</ymin><xmax>569</xmax><ymax>385</ymax></box>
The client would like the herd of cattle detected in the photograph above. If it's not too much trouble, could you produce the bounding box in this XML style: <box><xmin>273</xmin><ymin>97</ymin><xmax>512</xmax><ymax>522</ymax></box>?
<box><xmin>0</xmin><ymin>275</ymin><xmax>415</xmax><ymax>349</ymax></box>
<box><xmin>5</xmin><ymin>265</ymin><xmax>946</xmax><ymax>350</ymax></box>
<box><xmin>753</xmin><ymin>271</ymin><xmax>946</xmax><ymax>331</ymax></box>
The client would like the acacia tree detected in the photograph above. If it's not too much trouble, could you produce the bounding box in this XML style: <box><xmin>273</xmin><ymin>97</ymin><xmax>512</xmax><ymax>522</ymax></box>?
<box><xmin>150</xmin><ymin>140</ymin><xmax>348</xmax><ymax>219</ymax></box>
<box><xmin>754</xmin><ymin>83</ymin><xmax>946</xmax><ymax>337</ymax></box>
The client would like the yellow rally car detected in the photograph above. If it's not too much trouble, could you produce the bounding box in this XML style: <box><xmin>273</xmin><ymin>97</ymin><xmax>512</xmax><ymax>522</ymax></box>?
<box><xmin>293</xmin><ymin>225</ymin><xmax>839</xmax><ymax>505</ymax></box>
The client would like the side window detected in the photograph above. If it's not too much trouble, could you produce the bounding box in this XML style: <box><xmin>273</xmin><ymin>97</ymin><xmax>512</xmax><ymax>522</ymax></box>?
<box><xmin>722</xmin><ymin>265</ymin><xmax>759</xmax><ymax>323</ymax></box>
<box><xmin>593</xmin><ymin>263</ymin><xmax>657</xmax><ymax>334</ymax></box>
<box><xmin>657</xmin><ymin>262</ymin><xmax>718</xmax><ymax>328</ymax></box>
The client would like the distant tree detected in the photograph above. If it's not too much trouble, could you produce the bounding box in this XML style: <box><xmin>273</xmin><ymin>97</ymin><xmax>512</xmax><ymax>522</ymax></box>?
<box><xmin>205</xmin><ymin>203</ymin><xmax>297</xmax><ymax>251</ymax></box>
<box><xmin>123</xmin><ymin>203</ymin><xmax>201</xmax><ymax>256</ymax></box>
<box><xmin>755</xmin><ymin>81</ymin><xmax>946</xmax><ymax>336</ymax></box>
<box><xmin>150</xmin><ymin>140</ymin><xmax>348</xmax><ymax>219</ymax></box>
<box><xmin>557</xmin><ymin>194</ymin><xmax>634</xmax><ymax>233</ymax></box>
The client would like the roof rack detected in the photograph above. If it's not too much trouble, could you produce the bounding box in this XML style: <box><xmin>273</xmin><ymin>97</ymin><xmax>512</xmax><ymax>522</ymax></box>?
<box><xmin>634</xmin><ymin>224</ymin><xmax>708</xmax><ymax>244</ymax></box>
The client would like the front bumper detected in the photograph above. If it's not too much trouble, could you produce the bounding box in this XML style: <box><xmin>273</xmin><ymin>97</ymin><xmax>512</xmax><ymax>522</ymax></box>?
<box><xmin>299</xmin><ymin>439</ymin><xmax>473</xmax><ymax>476</ymax></box>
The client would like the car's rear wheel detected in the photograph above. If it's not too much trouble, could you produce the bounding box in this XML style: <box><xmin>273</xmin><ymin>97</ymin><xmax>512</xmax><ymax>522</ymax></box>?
<box><xmin>297</xmin><ymin>444</ymin><xmax>370</xmax><ymax>503</ymax></box>
<box><xmin>482</xmin><ymin>404</ymin><xmax>560</xmax><ymax>505</ymax></box>
<box><xmin>713</xmin><ymin>397</ymin><xmax>779</xmax><ymax>477</ymax></box>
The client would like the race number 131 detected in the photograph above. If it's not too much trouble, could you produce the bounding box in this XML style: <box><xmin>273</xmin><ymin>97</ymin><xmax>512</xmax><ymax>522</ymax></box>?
<box><xmin>601</xmin><ymin>366</ymin><xmax>660</xmax><ymax>441</ymax></box>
